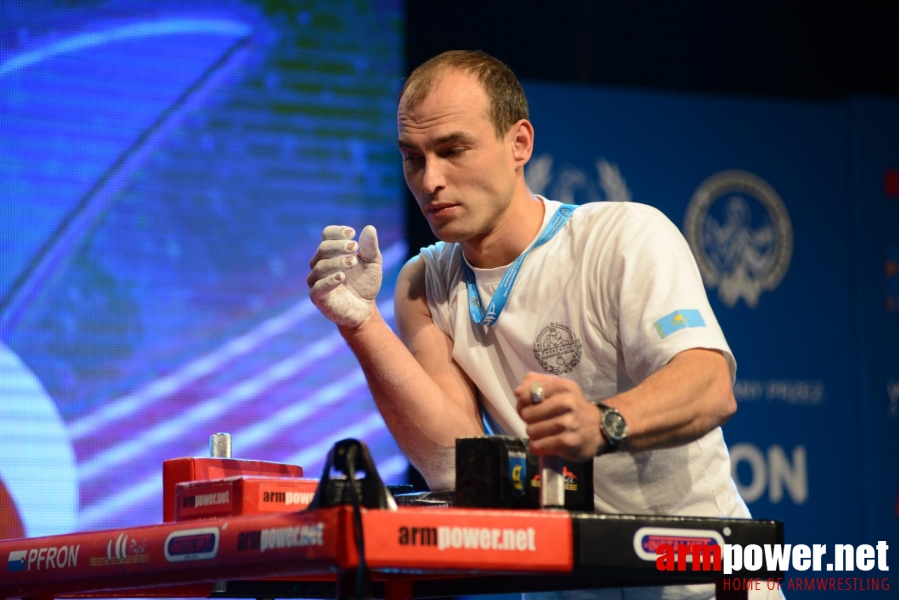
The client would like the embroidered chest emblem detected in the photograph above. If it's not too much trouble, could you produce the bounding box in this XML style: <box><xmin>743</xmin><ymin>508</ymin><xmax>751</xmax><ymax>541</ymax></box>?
<box><xmin>533</xmin><ymin>322</ymin><xmax>582</xmax><ymax>375</ymax></box>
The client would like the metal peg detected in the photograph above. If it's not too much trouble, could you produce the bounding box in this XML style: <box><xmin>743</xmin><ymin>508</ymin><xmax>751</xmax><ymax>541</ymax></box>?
<box><xmin>529</xmin><ymin>381</ymin><xmax>565</xmax><ymax>509</ymax></box>
<box><xmin>540</xmin><ymin>456</ymin><xmax>566</xmax><ymax>509</ymax></box>
<box><xmin>210</xmin><ymin>433</ymin><xmax>232</xmax><ymax>458</ymax></box>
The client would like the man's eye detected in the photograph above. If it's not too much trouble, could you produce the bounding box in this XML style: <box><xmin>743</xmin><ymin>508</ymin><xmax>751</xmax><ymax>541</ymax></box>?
<box><xmin>402</xmin><ymin>154</ymin><xmax>423</xmax><ymax>163</ymax></box>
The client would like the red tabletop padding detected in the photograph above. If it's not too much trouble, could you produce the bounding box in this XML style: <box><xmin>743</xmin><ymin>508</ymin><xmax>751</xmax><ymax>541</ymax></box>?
<box><xmin>0</xmin><ymin>507</ymin><xmax>344</xmax><ymax>598</ymax></box>
<box><xmin>0</xmin><ymin>506</ymin><xmax>772</xmax><ymax>599</ymax></box>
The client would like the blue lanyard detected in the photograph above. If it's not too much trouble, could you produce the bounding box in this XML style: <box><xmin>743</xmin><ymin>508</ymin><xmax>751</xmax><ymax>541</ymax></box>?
<box><xmin>464</xmin><ymin>204</ymin><xmax>577</xmax><ymax>327</ymax></box>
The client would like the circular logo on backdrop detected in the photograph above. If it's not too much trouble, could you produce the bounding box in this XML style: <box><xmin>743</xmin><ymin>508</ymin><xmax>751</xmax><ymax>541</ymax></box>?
<box><xmin>533</xmin><ymin>323</ymin><xmax>582</xmax><ymax>375</ymax></box>
<box><xmin>684</xmin><ymin>170</ymin><xmax>793</xmax><ymax>309</ymax></box>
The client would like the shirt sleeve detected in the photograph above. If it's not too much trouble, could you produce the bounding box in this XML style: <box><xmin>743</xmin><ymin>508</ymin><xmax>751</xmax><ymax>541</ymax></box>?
<box><xmin>419</xmin><ymin>242</ymin><xmax>460</xmax><ymax>339</ymax></box>
<box><xmin>601</xmin><ymin>204</ymin><xmax>736</xmax><ymax>385</ymax></box>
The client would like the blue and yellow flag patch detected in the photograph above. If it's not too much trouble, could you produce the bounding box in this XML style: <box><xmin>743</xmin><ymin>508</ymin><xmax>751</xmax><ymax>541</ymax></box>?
<box><xmin>653</xmin><ymin>309</ymin><xmax>706</xmax><ymax>339</ymax></box>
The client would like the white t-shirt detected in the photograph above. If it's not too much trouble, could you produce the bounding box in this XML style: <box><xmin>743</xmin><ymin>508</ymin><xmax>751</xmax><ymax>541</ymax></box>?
<box><xmin>419</xmin><ymin>197</ymin><xmax>783</xmax><ymax>599</ymax></box>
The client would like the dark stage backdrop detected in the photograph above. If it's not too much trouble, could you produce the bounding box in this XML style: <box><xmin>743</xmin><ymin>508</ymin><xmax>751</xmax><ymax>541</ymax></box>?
<box><xmin>0</xmin><ymin>0</ymin><xmax>405</xmax><ymax>536</ymax></box>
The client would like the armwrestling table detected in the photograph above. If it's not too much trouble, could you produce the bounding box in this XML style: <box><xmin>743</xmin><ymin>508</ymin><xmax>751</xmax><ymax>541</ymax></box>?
<box><xmin>0</xmin><ymin>504</ymin><xmax>782</xmax><ymax>600</ymax></box>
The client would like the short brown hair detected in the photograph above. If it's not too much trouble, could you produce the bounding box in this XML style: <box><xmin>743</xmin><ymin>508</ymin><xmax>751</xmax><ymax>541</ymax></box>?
<box><xmin>399</xmin><ymin>50</ymin><xmax>529</xmax><ymax>139</ymax></box>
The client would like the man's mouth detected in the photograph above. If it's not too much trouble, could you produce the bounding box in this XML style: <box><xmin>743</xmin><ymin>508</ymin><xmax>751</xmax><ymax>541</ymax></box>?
<box><xmin>427</xmin><ymin>203</ymin><xmax>458</xmax><ymax>217</ymax></box>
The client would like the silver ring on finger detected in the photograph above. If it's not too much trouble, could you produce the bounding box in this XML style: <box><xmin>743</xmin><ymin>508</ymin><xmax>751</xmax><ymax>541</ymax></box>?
<box><xmin>531</xmin><ymin>381</ymin><xmax>545</xmax><ymax>404</ymax></box>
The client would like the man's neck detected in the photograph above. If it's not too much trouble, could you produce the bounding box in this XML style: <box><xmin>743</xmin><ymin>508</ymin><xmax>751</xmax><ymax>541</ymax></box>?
<box><xmin>461</xmin><ymin>193</ymin><xmax>545</xmax><ymax>269</ymax></box>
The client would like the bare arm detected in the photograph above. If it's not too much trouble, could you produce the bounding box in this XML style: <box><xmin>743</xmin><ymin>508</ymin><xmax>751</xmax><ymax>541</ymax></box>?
<box><xmin>607</xmin><ymin>347</ymin><xmax>735</xmax><ymax>450</ymax></box>
<box><xmin>307</xmin><ymin>226</ymin><xmax>482</xmax><ymax>488</ymax></box>
<box><xmin>337</xmin><ymin>257</ymin><xmax>482</xmax><ymax>489</ymax></box>
<box><xmin>515</xmin><ymin>348</ymin><xmax>735</xmax><ymax>460</ymax></box>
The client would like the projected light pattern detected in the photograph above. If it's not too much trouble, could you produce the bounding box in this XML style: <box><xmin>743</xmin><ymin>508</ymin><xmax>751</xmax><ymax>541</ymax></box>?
<box><xmin>0</xmin><ymin>18</ymin><xmax>252</xmax><ymax>77</ymax></box>
<box><xmin>0</xmin><ymin>17</ymin><xmax>256</xmax><ymax>335</ymax></box>
<box><xmin>0</xmin><ymin>0</ymin><xmax>406</xmax><ymax>533</ymax></box>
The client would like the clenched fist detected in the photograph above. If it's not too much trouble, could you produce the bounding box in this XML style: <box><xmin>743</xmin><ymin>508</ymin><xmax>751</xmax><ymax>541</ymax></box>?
<box><xmin>308</xmin><ymin>225</ymin><xmax>382</xmax><ymax>328</ymax></box>
<box><xmin>514</xmin><ymin>372</ymin><xmax>605</xmax><ymax>461</ymax></box>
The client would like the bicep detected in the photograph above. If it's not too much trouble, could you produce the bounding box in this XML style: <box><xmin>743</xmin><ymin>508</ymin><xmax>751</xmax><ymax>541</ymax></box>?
<box><xmin>663</xmin><ymin>347</ymin><xmax>736</xmax><ymax>420</ymax></box>
<box><xmin>394</xmin><ymin>258</ymin><xmax>481</xmax><ymax>424</ymax></box>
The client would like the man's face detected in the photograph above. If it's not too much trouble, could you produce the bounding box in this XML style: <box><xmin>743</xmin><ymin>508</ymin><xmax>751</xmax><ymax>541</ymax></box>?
<box><xmin>397</xmin><ymin>69</ymin><xmax>518</xmax><ymax>244</ymax></box>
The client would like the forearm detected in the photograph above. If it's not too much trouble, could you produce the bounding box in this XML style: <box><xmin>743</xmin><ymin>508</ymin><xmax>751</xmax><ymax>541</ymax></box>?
<box><xmin>339</xmin><ymin>309</ymin><xmax>483</xmax><ymax>489</ymax></box>
<box><xmin>609</xmin><ymin>349</ymin><xmax>736</xmax><ymax>451</ymax></box>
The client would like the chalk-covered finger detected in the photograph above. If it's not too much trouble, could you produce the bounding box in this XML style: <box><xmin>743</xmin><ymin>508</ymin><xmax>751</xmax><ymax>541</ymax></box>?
<box><xmin>322</xmin><ymin>225</ymin><xmax>355</xmax><ymax>241</ymax></box>
<box><xmin>307</xmin><ymin>255</ymin><xmax>358</xmax><ymax>287</ymax></box>
<box><xmin>319</xmin><ymin>239</ymin><xmax>358</xmax><ymax>256</ymax></box>
<box><xmin>358</xmin><ymin>225</ymin><xmax>381</xmax><ymax>264</ymax></box>
<box><xmin>309</xmin><ymin>271</ymin><xmax>345</xmax><ymax>300</ymax></box>
<box><xmin>309</xmin><ymin>239</ymin><xmax>359</xmax><ymax>268</ymax></box>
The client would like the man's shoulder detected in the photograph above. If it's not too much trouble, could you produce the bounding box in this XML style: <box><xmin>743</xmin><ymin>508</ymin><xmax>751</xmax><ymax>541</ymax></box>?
<box><xmin>563</xmin><ymin>201</ymin><xmax>676</xmax><ymax>244</ymax></box>
<box><xmin>418</xmin><ymin>240</ymin><xmax>463</xmax><ymax>267</ymax></box>
<box><xmin>572</xmin><ymin>200</ymin><xmax>669</xmax><ymax>223</ymax></box>
<box><xmin>416</xmin><ymin>241</ymin><xmax>466</xmax><ymax>284</ymax></box>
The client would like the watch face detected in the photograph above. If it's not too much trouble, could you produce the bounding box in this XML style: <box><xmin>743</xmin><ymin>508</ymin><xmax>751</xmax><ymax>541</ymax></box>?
<box><xmin>603</xmin><ymin>410</ymin><xmax>627</xmax><ymax>440</ymax></box>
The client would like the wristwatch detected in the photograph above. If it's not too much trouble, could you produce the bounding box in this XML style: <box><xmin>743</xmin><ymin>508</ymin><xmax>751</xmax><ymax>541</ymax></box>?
<box><xmin>594</xmin><ymin>402</ymin><xmax>628</xmax><ymax>453</ymax></box>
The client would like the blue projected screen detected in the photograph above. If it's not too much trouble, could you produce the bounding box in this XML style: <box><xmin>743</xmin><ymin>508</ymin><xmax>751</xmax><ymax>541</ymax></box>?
<box><xmin>0</xmin><ymin>0</ymin><xmax>406</xmax><ymax>536</ymax></box>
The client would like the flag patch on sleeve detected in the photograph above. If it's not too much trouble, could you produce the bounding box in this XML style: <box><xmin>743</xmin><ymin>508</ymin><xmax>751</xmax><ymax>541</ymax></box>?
<box><xmin>653</xmin><ymin>310</ymin><xmax>706</xmax><ymax>339</ymax></box>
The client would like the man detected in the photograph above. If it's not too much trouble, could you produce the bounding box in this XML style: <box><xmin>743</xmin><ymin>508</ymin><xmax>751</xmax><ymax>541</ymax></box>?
<box><xmin>308</xmin><ymin>50</ymin><xmax>777</xmax><ymax>599</ymax></box>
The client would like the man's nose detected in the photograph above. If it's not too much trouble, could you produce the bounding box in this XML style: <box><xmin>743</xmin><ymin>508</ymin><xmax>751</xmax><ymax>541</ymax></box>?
<box><xmin>421</xmin><ymin>158</ymin><xmax>446</xmax><ymax>195</ymax></box>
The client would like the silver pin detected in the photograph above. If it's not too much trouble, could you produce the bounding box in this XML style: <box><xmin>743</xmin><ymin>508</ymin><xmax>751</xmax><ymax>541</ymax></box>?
<box><xmin>528</xmin><ymin>381</ymin><xmax>564</xmax><ymax>509</ymax></box>
<box><xmin>209</xmin><ymin>433</ymin><xmax>231</xmax><ymax>458</ymax></box>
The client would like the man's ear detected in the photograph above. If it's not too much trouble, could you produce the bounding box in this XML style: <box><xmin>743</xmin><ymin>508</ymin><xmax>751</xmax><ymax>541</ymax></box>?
<box><xmin>509</xmin><ymin>119</ymin><xmax>534</xmax><ymax>168</ymax></box>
